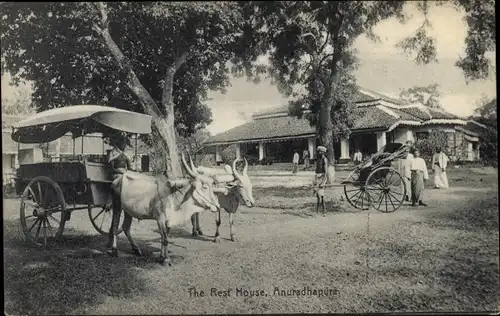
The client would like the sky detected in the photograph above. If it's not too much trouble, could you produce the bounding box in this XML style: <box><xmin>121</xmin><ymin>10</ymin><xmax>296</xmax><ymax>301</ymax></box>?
<box><xmin>205</xmin><ymin>2</ymin><xmax>497</xmax><ymax>134</ymax></box>
<box><xmin>1</xmin><ymin>2</ymin><xmax>496</xmax><ymax>136</ymax></box>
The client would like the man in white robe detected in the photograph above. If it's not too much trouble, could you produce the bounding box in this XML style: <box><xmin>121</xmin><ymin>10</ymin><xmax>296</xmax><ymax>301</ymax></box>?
<box><xmin>403</xmin><ymin>140</ymin><xmax>415</xmax><ymax>202</ymax></box>
<box><xmin>431</xmin><ymin>147</ymin><xmax>449</xmax><ymax>189</ymax></box>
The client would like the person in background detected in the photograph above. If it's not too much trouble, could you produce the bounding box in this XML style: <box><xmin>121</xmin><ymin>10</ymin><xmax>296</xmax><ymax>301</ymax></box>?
<box><xmin>313</xmin><ymin>146</ymin><xmax>328</xmax><ymax>215</ymax></box>
<box><xmin>353</xmin><ymin>149</ymin><xmax>363</xmax><ymax>165</ymax></box>
<box><xmin>292</xmin><ymin>150</ymin><xmax>300</xmax><ymax>174</ymax></box>
<box><xmin>303</xmin><ymin>148</ymin><xmax>310</xmax><ymax>169</ymax></box>
<box><xmin>409</xmin><ymin>148</ymin><xmax>428</xmax><ymax>207</ymax></box>
<box><xmin>403</xmin><ymin>140</ymin><xmax>415</xmax><ymax>202</ymax></box>
<box><xmin>432</xmin><ymin>147</ymin><xmax>450</xmax><ymax>189</ymax></box>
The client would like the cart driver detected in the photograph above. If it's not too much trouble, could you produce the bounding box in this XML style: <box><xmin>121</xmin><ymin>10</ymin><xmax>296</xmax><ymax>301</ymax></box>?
<box><xmin>313</xmin><ymin>145</ymin><xmax>328</xmax><ymax>216</ymax></box>
<box><xmin>108</xmin><ymin>132</ymin><xmax>135</xmax><ymax>175</ymax></box>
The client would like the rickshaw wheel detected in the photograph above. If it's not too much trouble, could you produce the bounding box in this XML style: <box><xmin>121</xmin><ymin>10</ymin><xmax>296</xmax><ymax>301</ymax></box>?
<box><xmin>88</xmin><ymin>205</ymin><xmax>123</xmax><ymax>236</ymax></box>
<box><xmin>343</xmin><ymin>168</ymin><xmax>370</xmax><ymax>210</ymax></box>
<box><xmin>20</xmin><ymin>176</ymin><xmax>67</xmax><ymax>247</ymax></box>
<box><xmin>365</xmin><ymin>167</ymin><xmax>406</xmax><ymax>213</ymax></box>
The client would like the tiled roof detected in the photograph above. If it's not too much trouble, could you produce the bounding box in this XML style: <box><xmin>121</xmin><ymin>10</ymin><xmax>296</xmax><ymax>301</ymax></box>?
<box><xmin>351</xmin><ymin>106</ymin><xmax>399</xmax><ymax>130</ymax></box>
<box><xmin>354</xmin><ymin>87</ymin><xmax>410</xmax><ymax>105</ymax></box>
<box><xmin>462</xmin><ymin>120</ymin><xmax>490</xmax><ymax>135</ymax></box>
<box><xmin>252</xmin><ymin>87</ymin><xmax>409</xmax><ymax>118</ymax></box>
<box><xmin>427</xmin><ymin>108</ymin><xmax>459</xmax><ymax>120</ymax></box>
<box><xmin>207</xmin><ymin>115</ymin><xmax>315</xmax><ymax>144</ymax></box>
<box><xmin>206</xmin><ymin>106</ymin><xmax>403</xmax><ymax>144</ymax></box>
<box><xmin>205</xmin><ymin>89</ymin><xmax>466</xmax><ymax>145</ymax></box>
<box><xmin>397</xmin><ymin>107</ymin><xmax>430</xmax><ymax>120</ymax></box>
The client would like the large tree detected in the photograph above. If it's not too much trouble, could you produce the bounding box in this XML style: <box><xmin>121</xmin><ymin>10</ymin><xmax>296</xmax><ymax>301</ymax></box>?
<box><xmin>241</xmin><ymin>0</ymin><xmax>495</xmax><ymax>182</ymax></box>
<box><xmin>0</xmin><ymin>2</ymin><xmax>258</xmax><ymax>177</ymax></box>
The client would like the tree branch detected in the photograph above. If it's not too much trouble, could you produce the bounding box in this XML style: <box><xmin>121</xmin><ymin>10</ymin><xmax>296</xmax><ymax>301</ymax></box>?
<box><xmin>92</xmin><ymin>1</ymin><xmax>161</xmax><ymax>118</ymax></box>
<box><xmin>174</xmin><ymin>51</ymin><xmax>189</xmax><ymax>71</ymax></box>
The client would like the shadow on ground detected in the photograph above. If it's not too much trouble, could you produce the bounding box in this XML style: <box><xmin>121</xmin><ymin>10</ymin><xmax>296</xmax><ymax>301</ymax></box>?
<box><xmin>3</xmin><ymin>218</ymin><xmax>177</xmax><ymax>315</ymax></box>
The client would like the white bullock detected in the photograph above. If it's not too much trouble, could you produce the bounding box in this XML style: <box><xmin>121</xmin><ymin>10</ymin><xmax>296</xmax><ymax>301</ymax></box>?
<box><xmin>189</xmin><ymin>157</ymin><xmax>255</xmax><ymax>243</ymax></box>
<box><xmin>108</xmin><ymin>152</ymin><xmax>226</xmax><ymax>265</ymax></box>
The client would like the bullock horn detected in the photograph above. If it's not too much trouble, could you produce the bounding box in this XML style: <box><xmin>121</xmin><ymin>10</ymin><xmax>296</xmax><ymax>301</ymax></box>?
<box><xmin>187</xmin><ymin>152</ymin><xmax>199</xmax><ymax>175</ymax></box>
<box><xmin>243</xmin><ymin>157</ymin><xmax>248</xmax><ymax>176</ymax></box>
<box><xmin>181</xmin><ymin>152</ymin><xmax>197</xmax><ymax>178</ymax></box>
<box><xmin>232</xmin><ymin>158</ymin><xmax>242</xmax><ymax>180</ymax></box>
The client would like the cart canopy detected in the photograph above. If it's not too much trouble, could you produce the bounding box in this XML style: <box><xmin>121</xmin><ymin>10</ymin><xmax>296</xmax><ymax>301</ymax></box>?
<box><xmin>11</xmin><ymin>105</ymin><xmax>153</xmax><ymax>144</ymax></box>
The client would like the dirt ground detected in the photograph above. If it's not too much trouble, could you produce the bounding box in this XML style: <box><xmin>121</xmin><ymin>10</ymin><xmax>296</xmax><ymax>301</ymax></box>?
<box><xmin>3</xmin><ymin>167</ymin><xmax>499</xmax><ymax>314</ymax></box>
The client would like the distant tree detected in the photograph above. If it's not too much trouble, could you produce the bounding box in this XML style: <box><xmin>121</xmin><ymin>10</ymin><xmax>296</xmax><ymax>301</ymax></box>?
<box><xmin>473</xmin><ymin>97</ymin><xmax>497</xmax><ymax>128</ymax></box>
<box><xmin>1</xmin><ymin>84</ymin><xmax>36</xmax><ymax>116</ymax></box>
<box><xmin>399</xmin><ymin>83</ymin><xmax>443</xmax><ymax>109</ymax></box>
<box><xmin>472</xmin><ymin>97</ymin><xmax>497</xmax><ymax>165</ymax></box>
<box><xmin>0</xmin><ymin>2</ymin><xmax>257</xmax><ymax>177</ymax></box>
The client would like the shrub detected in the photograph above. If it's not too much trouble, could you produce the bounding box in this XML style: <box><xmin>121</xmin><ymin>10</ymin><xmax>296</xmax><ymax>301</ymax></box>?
<box><xmin>415</xmin><ymin>130</ymin><xmax>449</xmax><ymax>161</ymax></box>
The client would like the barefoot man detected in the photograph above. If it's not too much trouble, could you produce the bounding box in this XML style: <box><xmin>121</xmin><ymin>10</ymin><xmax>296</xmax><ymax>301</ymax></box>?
<box><xmin>313</xmin><ymin>146</ymin><xmax>328</xmax><ymax>215</ymax></box>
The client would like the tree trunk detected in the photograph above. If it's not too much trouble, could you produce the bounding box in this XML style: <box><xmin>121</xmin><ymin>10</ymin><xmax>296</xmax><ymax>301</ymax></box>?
<box><xmin>160</xmin><ymin>67</ymin><xmax>183</xmax><ymax>178</ymax></box>
<box><xmin>93</xmin><ymin>3</ymin><xmax>184</xmax><ymax>177</ymax></box>
<box><xmin>318</xmin><ymin>93</ymin><xmax>336</xmax><ymax>185</ymax></box>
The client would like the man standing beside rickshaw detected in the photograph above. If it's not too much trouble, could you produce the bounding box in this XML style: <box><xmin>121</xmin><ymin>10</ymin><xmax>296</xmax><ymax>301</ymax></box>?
<box><xmin>313</xmin><ymin>145</ymin><xmax>329</xmax><ymax>215</ymax></box>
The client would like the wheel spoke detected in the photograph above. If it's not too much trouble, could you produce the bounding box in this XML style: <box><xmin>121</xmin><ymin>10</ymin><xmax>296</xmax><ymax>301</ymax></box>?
<box><xmin>37</xmin><ymin>181</ymin><xmax>43</xmax><ymax>205</ymax></box>
<box><xmin>387</xmin><ymin>192</ymin><xmax>397</xmax><ymax>211</ymax></box>
<box><xmin>377</xmin><ymin>192</ymin><xmax>384</xmax><ymax>210</ymax></box>
<box><xmin>92</xmin><ymin>208</ymin><xmax>105</xmax><ymax>222</ymax></box>
<box><xmin>349</xmin><ymin>190</ymin><xmax>363</xmax><ymax>203</ymax></box>
<box><xmin>353</xmin><ymin>192</ymin><xmax>363</xmax><ymax>207</ymax></box>
<box><xmin>45</xmin><ymin>218</ymin><xmax>55</xmax><ymax>237</ymax></box>
<box><xmin>99</xmin><ymin>210</ymin><xmax>107</xmax><ymax>230</ymax></box>
<box><xmin>28</xmin><ymin>187</ymin><xmax>38</xmax><ymax>204</ymax></box>
<box><xmin>28</xmin><ymin>218</ymin><xmax>40</xmax><ymax>233</ymax></box>
<box><xmin>388</xmin><ymin>191</ymin><xmax>401</xmax><ymax>206</ymax></box>
<box><xmin>386</xmin><ymin>172</ymin><xmax>394</xmax><ymax>187</ymax></box>
<box><xmin>43</xmin><ymin>183</ymin><xmax>49</xmax><ymax>207</ymax></box>
<box><xmin>48</xmin><ymin>215</ymin><xmax>60</xmax><ymax>225</ymax></box>
<box><xmin>389</xmin><ymin>189</ymin><xmax>404</xmax><ymax>196</ymax></box>
<box><xmin>35</xmin><ymin>220</ymin><xmax>42</xmax><ymax>240</ymax></box>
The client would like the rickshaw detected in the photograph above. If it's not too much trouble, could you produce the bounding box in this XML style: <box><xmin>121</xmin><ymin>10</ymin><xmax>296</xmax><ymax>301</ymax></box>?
<box><xmin>341</xmin><ymin>142</ymin><xmax>409</xmax><ymax>213</ymax></box>
<box><xmin>11</xmin><ymin>105</ymin><xmax>152</xmax><ymax>247</ymax></box>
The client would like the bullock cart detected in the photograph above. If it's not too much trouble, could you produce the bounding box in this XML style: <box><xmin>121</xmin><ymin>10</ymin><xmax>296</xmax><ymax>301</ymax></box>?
<box><xmin>341</xmin><ymin>142</ymin><xmax>409</xmax><ymax>213</ymax></box>
<box><xmin>11</xmin><ymin>105</ymin><xmax>152</xmax><ymax>247</ymax></box>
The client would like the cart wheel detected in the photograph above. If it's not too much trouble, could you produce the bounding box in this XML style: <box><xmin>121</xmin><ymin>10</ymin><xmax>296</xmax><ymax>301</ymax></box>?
<box><xmin>343</xmin><ymin>168</ymin><xmax>370</xmax><ymax>210</ymax></box>
<box><xmin>20</xmin><ymin>176</ymin><xmax>67</xmax><ymax>247</ymax></box>
<box><xmin>88</xmin><ymin>205</ymin><xmax>123</xmax><ymax>235</ymax></box>
<box><xmin>365</xmin><ymin>167</ymin><xmax>406</xmax><ymax>213</ymax></box>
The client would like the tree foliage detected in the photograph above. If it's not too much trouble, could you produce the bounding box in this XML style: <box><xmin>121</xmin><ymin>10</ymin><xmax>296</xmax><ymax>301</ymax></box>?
<box><xmin>399</xmin><ymin>83</ymin><xmax>443</xmax><ymax>109</ymax></box>
<box><xmin>0</xmin><ymin>2</ymin><xmax>259</xmax><ymax>176</ymax></box>
<box><xmin>1</xmin><ymin>83</ymin><xmax>37</xmax><ymax>116</ymax></box>
<box><xmin>472</xmin><ymin>97</ymin><xmax>497</xmax><ymax>165</ymax></box>
<box><xmin>414</xmin><ymin>130</ymin><xmax>449</xmax><ymax>160</ymax></box>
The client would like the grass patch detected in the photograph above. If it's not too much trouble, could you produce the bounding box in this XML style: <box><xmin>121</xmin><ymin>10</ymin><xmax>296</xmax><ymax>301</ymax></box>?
<box><xmin>254</xmin><ymin>186</ymin><xmax>353</xmax><ymax>213</ymax></box>
<box><xmin>3</xmin><ymin>218</ymin><xmax>158</xmax><ymax>315</ymax></box>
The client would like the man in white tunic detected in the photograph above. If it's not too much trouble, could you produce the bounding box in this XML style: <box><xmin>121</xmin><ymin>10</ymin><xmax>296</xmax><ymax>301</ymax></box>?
<box><xmin>431</xmin><ymin>147</ymin><xmax>449</xmax><ymax>189</ymax></box>
<box><xmin>410</xmin><ymin>148</ymin><xmax>429</xmax><ymax>207</ymax></box>
<box><xmin>403</xmin><ymin>140</ymin><xmax>415</xmax><ymax>202</ymax></box>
